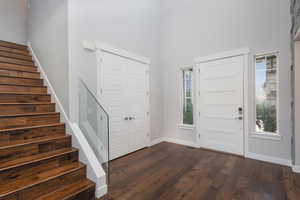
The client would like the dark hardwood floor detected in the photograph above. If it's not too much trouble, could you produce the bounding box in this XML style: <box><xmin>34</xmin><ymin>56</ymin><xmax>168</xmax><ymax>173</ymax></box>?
<box><xmin>99</xmin><ymin>142</ymin><xmax>300</xmax><ymax>200</ymax></box>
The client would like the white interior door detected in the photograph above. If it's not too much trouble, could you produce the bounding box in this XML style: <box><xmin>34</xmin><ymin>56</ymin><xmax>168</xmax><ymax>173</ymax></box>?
<box><xmin>100</xmin><ymin>51</ymin><xmax>150</xmax><ymax>160</ymax></box>
<box><xmin>197</xmin><ymin>55</ymin><xmax>244</xmax><ymax>155</ymax></box>
<box><xmin>126</xmin><ymin>59</ymin><xmax>149</xmax><ymax>153</ymax></box>
<box><xmin>101</xmin><ymin>53</ymin><xmax>130</xmax><ymax>160</ymax></box>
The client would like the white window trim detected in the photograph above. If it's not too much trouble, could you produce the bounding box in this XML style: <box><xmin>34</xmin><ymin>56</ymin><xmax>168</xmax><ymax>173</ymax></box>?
<box><xmin>252</xmin><ymin>132</ymin><xmax>282</xmax><ymax>141</ymax></box>
<box><xmin>178</xmin><ymin>124</ymin><xmax>195</xmax><ymax>130</ymax></box>
<box><xmin>179</xmin><ymin>67</ymin><xmax>195</xmax><ymax>129</ymax></box>
<box><xmin>252</xmin><ymin>51</ymin><xmax>281</xmax><ymax>140</ymax></box>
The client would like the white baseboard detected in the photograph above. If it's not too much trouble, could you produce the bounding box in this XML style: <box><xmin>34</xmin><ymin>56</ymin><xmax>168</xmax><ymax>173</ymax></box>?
<box><xmin>28</xmin><ymin>42</ymin><xmax>107</xmax><ymax>198</ymax></box>
<box><xmin>150</xmin><ymin>137</ymin><xmax>165</xmax><ymax>146</ymax></box>
<box><xmin>292</xmin><ymin>165</ymin><xmax>300</xmax><ymax>173</ymax></box>
<box><xmin>164</xmin><ymin>137</ymin><xmax>198</xmax><ymax>148</ymax></box>
<box><xmin>150</xmin><ymin>137</ymin><xmax>198</xmax><ymax>148</ymax></box>
<box><xmin>95</xmin><ymin>181</ymin><xmax>108</xmax><ymax>198</ymax></box>
<box><xmin>246</xmin><ymin>152</ymin><xmax>291</xmax><ymax>167</ymax></box>
<box><xmin>153</xmin><ymin>136</ymin><xmax>292</xmax><ymax>167</ymax></box>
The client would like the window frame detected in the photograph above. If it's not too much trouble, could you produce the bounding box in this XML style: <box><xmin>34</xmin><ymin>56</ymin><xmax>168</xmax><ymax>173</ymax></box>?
<box><xmin>253</xmin><ymin>51</ymin><xmax>281</xmax><ymax>140</ymax></box>
<box><xmin>179</xmin><ymin>67</ymin><xmax>195</xmax><ymax>130</ymax></box>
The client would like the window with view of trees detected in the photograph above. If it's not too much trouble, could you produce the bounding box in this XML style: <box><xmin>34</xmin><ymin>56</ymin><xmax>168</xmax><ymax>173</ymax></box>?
<box><xmin>182</xmin><ymin>69</ymin><xmax>193</xmax><ymax>125</ymax></box>
<box><xmin>255</xmin><ymin>53</ymin><xmax>278</xmax><ymax>134</ymax></box>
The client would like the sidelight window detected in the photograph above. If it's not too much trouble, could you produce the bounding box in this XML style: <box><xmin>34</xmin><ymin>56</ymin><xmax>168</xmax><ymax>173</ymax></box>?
<box><xmin>180</xmin><ymin>68</ymin><xmax>194</xmax><ymax>127</ymax></box>
<box><xmin>255</xmin><ymin>53</ymin><xmax>278</xmax><ymax>134</ymax></box>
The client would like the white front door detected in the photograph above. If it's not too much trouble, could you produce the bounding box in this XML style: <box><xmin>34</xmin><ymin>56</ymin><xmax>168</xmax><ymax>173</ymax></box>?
<box><xmin>197</xmin><ymin>55</ymin><xmax>244</xmax><ymax>155</ymax></box>
<box><xmin>100</xmin><ymin>51</ymin><xmax>150</xmax><ymax>160</ymax></box>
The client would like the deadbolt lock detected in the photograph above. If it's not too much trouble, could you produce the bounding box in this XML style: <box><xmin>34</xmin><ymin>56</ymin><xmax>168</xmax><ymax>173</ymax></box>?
<box><xmin>238</xmin><ymin>107</ymin><xmax>243</xmax><ymax>115</ymax></box>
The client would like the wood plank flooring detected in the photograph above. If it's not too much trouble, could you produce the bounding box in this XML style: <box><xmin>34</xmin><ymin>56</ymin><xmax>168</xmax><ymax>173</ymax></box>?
<box><xmin>99</xmin><ymin>142</ymin><xmax>300</xmax><ymax>200</ymax></box>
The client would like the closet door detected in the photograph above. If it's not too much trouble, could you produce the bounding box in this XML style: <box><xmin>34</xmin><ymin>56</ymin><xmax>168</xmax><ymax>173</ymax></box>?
<box><xmin>125</xmin><ymin>59</ymin><xmax>149</xmax><ymax>153</ymax></box>
<box><xmin>100</xmin><ymin>51</ymin><xmax>150</xmax><ymax>160</ymax></box>
<box><xmin>100</xmin><ymin>52</ymin><xmax>130</xmax><ymax>160</ymax></box>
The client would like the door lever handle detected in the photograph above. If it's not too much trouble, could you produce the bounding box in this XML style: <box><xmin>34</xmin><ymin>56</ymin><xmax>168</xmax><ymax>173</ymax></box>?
<box><xmin>128</xmin><ymin>117</ymin><xmax>135</xmax><ymax>120</ymax></box>
<box><xmin>235</xmin><ymin>116</ymin><xmax>243</xmax><ymax>120</ymax></box>
<box><xmin>124</xmin><ymin>117</ymin><xmax>129</xmax><ymax>120</ymax></box>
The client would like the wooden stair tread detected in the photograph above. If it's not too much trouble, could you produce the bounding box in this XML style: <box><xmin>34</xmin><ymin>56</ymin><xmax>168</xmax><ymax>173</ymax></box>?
<box><xmin>0</xmin><ymin>62</ymin><xmax>36</xmax><ymax>67</ymax></box>
<box><xmin>0</xmin><ymin>92</ymin><xmax>49</xmax><ymax>95</ymax></box>
<box><xmin>0</xmin><ymin>123</ymin><xmax>64</xmax><ymax>132</ymax></box>
<box><xmin>0</xmin><ymin>103</ymin><xmax>55</xmax><ymax>115</ymax></box>
<box><xmin>0</xmin><ymin>51</ymin><xmax>33</xmax><ymax>61</ymax></box>
<box><xmin>0</xmin><ymin>75</ymin><xmax>43</xmax><ymax>86</ymax></box>
<box><xmin>0</xmin><ymin>102</ymin><xmax>54</xmax><ymax>107</ymax></box>
<box><xmin>0</xmin><ymin>102</ymin><xmax>53</xmax><ymax>105</ymax></box>
<box><xmin>0</xmin><ymin>66</ymin><xmax>38</xmax><ymax>73</ymax></box>
<box><xmin>0</xmin><ymin>56</ymin><xmax>34</xmax><ymax>66</ymax></box>
<box><xmin>0</xmin><ymin>85</ymin><xmax>47</xmax><ymax>94</ymax></box>
<box><xmin>36</xmin><ymin>179</ymin><xmax>95</xmax><ymax>200</ymax></box>
<box><xmin>0</xmin><ymin>70</ymin><xmax>40</xmax><ymax>79</ymax></box>
<box><xmin>0</xmin><ymin>93</ymin><xmax>51</xmax><ymax>103</ymax></box>
<box><xmin>0</xmin><ymin>40</ymin><xmax>28</xmax><ymax>51</ymax></box>
<box><xmin>0</xmin><ymin>147</ymin><xmax>76</xmax><ymax>171</ymax></box>
<box><xmin>0</xmin><ymin>71</ymin><xmax>40</xmax><ymax>79</ymax></box>
<box><xmin>0</xmin><ymin>74</ymin><xmax>42</xmax><ymax>80</ymax></box>
<box><xmin>0</xmin><ymin>112</ymin><xmax>59</xmax><ymax>118</ymax></box>
<box><xmin>0</xmin><ymin>162</ymin><xmax>84</xmax><ymax>197</ymax></box>
<box><xmin>0</xmin><ymin>63</ymin><xmax>38</xmax><ymax>72</ymax></box>
<box><xmin>0</xmin><ymin>46</ymin><xmax>29</xmax><ymax>56</ymax></box>
<box><xmin>0</xmin><ymin>68</ymin><xmax>40</xmax><ymax>74</ymax></box>
<box><xmin>0</xmin><ymin>83</ymin><xmax>46</xmax><ymax>88</ymax></box>
<box><xmin>0</xmin><ymin>134</ymin><xmax>70</xmax><ymax>149</ymax></box>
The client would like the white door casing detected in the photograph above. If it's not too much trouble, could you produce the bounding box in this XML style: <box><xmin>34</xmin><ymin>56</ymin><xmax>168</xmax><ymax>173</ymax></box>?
<box><xmin>195</xmin><ymin>48</ymin><xmax>250</xmax><ymax>156</ymax></box>
<box><xmin>96</xmin><ymin>44</ymin><xmax>150</xmax><ymax>160</ymax></box>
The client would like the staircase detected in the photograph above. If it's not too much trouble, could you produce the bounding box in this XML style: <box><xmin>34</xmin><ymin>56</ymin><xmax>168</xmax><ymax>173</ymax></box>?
<box><xmin>0</xmin><ymin>40</ymin><xmax>96</xmax><ymax>200</ymax></box>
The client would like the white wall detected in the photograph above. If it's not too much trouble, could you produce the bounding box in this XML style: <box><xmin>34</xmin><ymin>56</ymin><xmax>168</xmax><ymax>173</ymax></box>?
<box><xmin>28</xmin><ymin>0</ymin><xmax>69</xmax><ymax>115</ymax></box>
<box><xmin>161</xmin><ymin>0</ymin><xmax>292</xmax><ymax>160</ymax></box>
<box><xmin>0</xmin><ymin>0</ymin><xmax>27</xmax><ymax>44</ymax></box>
<box><xmin>26</xmin><ymin>0</ymin><xmax>292</xmax><ymax>163</ymax></box>
<box><xmin>68</xmin><ymin>0</ymin><xmax>163</xmax><ymax>140</ymax></box>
